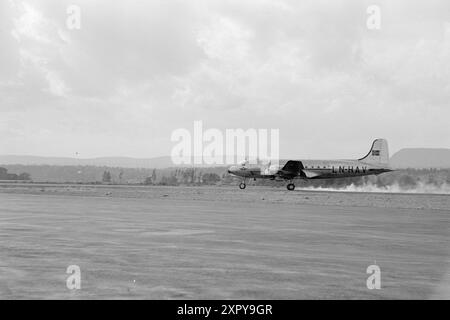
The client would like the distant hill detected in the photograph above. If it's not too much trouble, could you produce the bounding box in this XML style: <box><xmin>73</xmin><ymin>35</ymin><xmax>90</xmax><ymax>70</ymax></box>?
<box><xmin>390</xmin><ymin>148</ymin><xmax>450</xmax><ymax>168</ymax></box>
<box><xmin>3</xmin><ymin>148</ymin><xmax>450</xmax><ymax>170</ymax></box>
<box><xmin>0</xmin><ymin>155</ymin><xmax>230</xmax><ymax>169</ymax></box>
<box><xmin>0</xmin><ymin>155</ymin><xmax>174</xmax><ymax>169</ymax></box>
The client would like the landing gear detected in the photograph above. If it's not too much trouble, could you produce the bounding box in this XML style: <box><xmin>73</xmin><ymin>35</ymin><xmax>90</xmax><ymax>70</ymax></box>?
<box><xmin>238</xmin><ymin>178</ymin><xmax>247</xmax><ymax>190</ymax></box>
<box><xmin>286</xmin><ymin>183</ymin><xmax>295</xmax><ymax>191</ymax></box>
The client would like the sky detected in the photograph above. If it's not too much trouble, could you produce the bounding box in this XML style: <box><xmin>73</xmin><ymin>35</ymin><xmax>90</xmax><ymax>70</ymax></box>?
<box><xmin>0</xmin><ymin>0</ymin><xmax>449</xmax><ymax>159</ymax></box>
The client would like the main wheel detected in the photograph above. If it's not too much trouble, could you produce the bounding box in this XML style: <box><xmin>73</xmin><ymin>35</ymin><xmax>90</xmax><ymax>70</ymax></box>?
<box><xmin>286</xmin><ymin>183</ymin><xmax>295</xmax><ymax>191</ymax></box>
<box><xmin>239</xmin><ymin>182</ymin><xmax>246</xmax><ymax>189</ymax></box>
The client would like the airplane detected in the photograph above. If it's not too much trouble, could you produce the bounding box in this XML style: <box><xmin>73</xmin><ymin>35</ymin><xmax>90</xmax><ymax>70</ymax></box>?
<box><xmin>227</xmin><ymin>138</ymin><xmax>393</xmax><ymax>191</ymax></box>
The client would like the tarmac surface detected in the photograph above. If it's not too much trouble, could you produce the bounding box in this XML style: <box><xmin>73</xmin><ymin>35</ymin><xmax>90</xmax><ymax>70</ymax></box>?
<box><xmin>0</xmin><ymin>184</ymin><xmax>449</xmax><ymax>299</ymax></box>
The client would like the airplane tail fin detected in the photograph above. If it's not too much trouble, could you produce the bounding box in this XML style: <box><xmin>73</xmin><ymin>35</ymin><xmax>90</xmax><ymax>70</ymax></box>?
<box><xmin>358</xmin><ymin>139</ymin><xmax>389</xmax><ymax>165</ymax></box>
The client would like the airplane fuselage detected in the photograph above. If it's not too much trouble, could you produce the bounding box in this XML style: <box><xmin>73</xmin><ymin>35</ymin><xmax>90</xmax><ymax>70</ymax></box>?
<box><xmin>228</xmin><ymin>159</ymin><xmax>391</xmax><ymax>180</ymax></box>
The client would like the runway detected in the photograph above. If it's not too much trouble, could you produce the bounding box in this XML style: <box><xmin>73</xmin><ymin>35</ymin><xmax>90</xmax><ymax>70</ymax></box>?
<box><xmin>0</xmin><ymin>185</ymin><xmax>449</xmax><ymax>299</ymax></box>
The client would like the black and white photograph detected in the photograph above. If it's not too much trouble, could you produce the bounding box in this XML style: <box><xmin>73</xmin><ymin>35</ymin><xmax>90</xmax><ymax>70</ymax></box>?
<box><xmin>0</xmin><ymin>0</ymin><xmax>449</xmax><ymax>306</ymax></box>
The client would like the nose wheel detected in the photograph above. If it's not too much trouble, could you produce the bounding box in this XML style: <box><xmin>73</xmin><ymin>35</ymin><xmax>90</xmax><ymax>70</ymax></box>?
<box><xmin>286</xmin><ymin>183</ymin><xmax>295</xmax><ymax>191</ymax></box>
<box><xmin>239</xmin><ymin>182</ymin><xmax>246</xmax><ymax>189</ymax></box>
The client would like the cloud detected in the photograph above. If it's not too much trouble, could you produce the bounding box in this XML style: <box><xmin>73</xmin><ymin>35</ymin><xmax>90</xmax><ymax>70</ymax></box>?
<box><xmin>5</xmin><ymin>2</ymin><xmax>68</xmax><ymax>98</ymax></box>
<box><xmin>1</xmin><ymin>0</ymin><xmax>450</xmax><ymax>158</ymax></box>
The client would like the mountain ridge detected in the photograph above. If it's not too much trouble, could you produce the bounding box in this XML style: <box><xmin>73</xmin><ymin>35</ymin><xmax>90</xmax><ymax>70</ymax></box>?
<box><xmin>1</xmin><ymin>147</ymin><xmax>450</xmax><ymax>169</ymax></box>
<box><xmin>0</xmin><ymin>155</ymin><xmax>173</xmax><ymax>169</ymax></box>
<box><xmin>390</xmin><ymin>148</ymin><xmax>450</xmax><ymax>169</ymax></box>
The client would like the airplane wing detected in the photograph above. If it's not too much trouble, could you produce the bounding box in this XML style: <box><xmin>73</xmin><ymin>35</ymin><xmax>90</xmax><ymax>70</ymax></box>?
<box><xmin>301</xmin><ymin>170</ymin><xmax>320</xmax><ymax>178</ymax></box>
<box><xmin>277</xmin><ymin>160</ymin><xmax>303</xmax><ymax>179</ymax></box>
<box><xmin>277</xmin><ymin>161</ymin><xmax>322</xmax><ymax>179</ymax></box>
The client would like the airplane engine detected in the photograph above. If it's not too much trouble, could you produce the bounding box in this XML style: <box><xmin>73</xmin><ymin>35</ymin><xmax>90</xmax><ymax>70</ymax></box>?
<box><xmin>268</xmin><ymin>164</ymin><xmax>280</xmax><ymax>175</ymax></box>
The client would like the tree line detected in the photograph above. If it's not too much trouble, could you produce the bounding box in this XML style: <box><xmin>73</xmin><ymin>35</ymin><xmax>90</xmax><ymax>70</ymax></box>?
<box><xmin>1</xmin><ymin>164</ymin><xmax>449</xmax><ymax>188</ymax></box>
<box><xmin>0</xmin><ymin>167</ymin><xmax>31</xmax><ymax>181</ymax></box>
<box><xmin>101</xmin><ymin>168</ymin><xmax>222</xmax><ymax>186</ymax></box>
